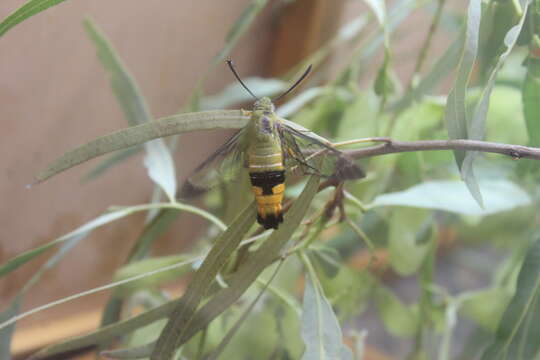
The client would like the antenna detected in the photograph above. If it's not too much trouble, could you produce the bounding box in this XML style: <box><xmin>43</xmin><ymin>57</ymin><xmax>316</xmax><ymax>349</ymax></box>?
<box><xmin>273</xmin><ymin>64</ymin><xmax>312</xmax><ymax>102</ymax></box>
<box><xmin>226</xmin><ymin>59</ymin><xmax>258</xmax><ymax>100</ymax></box>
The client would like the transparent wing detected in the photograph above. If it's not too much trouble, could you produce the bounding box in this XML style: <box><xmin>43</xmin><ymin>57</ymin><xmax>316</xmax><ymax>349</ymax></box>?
<box><xmin>180</xmin><ymin>130</ymin><xmax>246</xmax><ymax>197</ymax></box>
<box><xmin>277</xmin><ymin>123</ymin><xmax>365</xmax><ymax>181</ymax></box>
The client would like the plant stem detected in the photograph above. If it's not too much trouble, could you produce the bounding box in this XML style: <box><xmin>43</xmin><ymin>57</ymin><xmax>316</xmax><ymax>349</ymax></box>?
<box><xmin>344</xmin><ymin>138</ymin><xmax>540</xmax><ymax>161</ymax></box>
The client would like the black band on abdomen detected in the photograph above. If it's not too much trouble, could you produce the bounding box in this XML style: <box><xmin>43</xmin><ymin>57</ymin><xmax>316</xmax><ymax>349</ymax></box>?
<box><xmin>249</xmin><ymin>171</ymin><xmax>285</xmax><ymax>195</ymax></box>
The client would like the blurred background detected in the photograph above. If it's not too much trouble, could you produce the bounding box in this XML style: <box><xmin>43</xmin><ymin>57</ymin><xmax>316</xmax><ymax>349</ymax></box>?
<box><xmin>3</xmin><ymin>0</ymin><xmax>537</xmax><ymax>359</ymax></box>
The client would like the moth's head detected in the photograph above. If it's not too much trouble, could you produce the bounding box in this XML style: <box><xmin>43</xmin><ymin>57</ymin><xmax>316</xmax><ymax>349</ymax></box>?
<box><xmin>253</xmin><ymin>97</ymin><xmax>275</xmax><ymax>113</ymax></box>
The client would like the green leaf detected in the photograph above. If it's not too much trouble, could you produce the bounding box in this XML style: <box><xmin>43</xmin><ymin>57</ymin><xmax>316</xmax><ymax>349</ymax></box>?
<box><xmin>0</xmin><ymin>235</ymin><xmax>86</xmax><ymax>356</ymax></box>
<box><xmin>462</xmin><ymin>0</ymin><xmax>531</xmax><ymax>207</ymax></box>
<box><xmin>388</xmin><ymin>208</ymin><xmax>433</xmax><ymax>276</ymax></box>
<box><xmin>84</xmin><ymin>18</ymin><xmax>178</xmax><ymax>201</ymax></box>
<box><xmin>0</xmin><ymin>210</ymin><xmax>127</xmax><ymax>278</ymax></box>
<box><xmin>151</xmin><ymin>177</ymin><xmax>320</xmax><ymax>359</ymax></box>
<box><xmin>370</xmin><ymin>179</ymin><xmax>531</xmax><ymax>216</ymax></box>
<box><xmin>374</xmin><ymin>285</ymin><xmax>418</xmax><ymax>337</ymax></box>
<box><xmin>0</xmin><ymin>295</ymin><xmax>21</xmax><ymax>360</ymax></box>
<box><xmin>300</xmin><ymin>270</ymin><xmax>350</xmax><ymax>360</ymax></box>
<box><xmin>0</xmin><ymin>0</ymin><xmax>68</xmax><ymax>38</ymax></box>
<box><xmin>33</xmin><ymin>110</ymin><xmax>248</xmax><ymax>183</ymax></box>
<box><xmin>443</xmin><ymin>0</ymin><xmax>481</xmax><ymax>203</ymax></box>
<box><xmin>318</xmin><ymin>265</ymin><xmax>374</xmax><ymax>321</ymax></box>
<box><xmin>151</xmin><ymin>202</ymin><xmax>257</xmax><ymax>359</ymax></box>
<box><xmin>1</xmin><ymin>203</ymin><xmax>222</xmax><ymax>278</ymax></box>
<box><xmin>204</xmin><ymin>262</ymin><xmax>284</xmax><ymax>360</ymax></box>
<box><xmin>481</xmin><ymin>238</ymin><xmax>540</xmax><ymax>360</ymax></box>
<box><xmin>112</xmin><ymin>255</ymin><xmax>194</xmax><ymax>295</ymax></box>
<box><xmin>390</xmin><ymin>30</ymin><xmax>464</xmax><ymax>112</ymax></box>
<box><xmin>29</xmin><ymin>299</ymin><xmax>178</xmax><ymax>359</ymax></box>
<box><xmin>107</xmin><ymin>176</ymin><xmax>320</xmax><ymax>359</ymax></box>
<box><xmin>522</xmin><ymin>55</ymin><xmax>540</xmax><ymax>147</ymax></box>
<box><xmin>460</xmin><ymin>288</ymin><xmax>513</xmax><ymax>332</ymax></box>
<box><xmin>84</xmin><ymin>18</ymin><xmax>151</xmax><ymax>127</ymax></box>
<box><xmin>360</xmin><ymin>0</ymin><xmax>386</xmax><ymax>24</ymax></box>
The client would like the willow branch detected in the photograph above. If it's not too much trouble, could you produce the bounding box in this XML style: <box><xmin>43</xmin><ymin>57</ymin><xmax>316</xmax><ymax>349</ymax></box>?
<box><xmin>344</xmin><ymin>138</ymin><xmax>540</xmax><ymax>160</ymax></box>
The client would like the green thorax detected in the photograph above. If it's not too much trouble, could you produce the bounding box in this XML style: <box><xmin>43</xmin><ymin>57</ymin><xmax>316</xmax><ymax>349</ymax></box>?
<box><xmin>246</xmin><ymin>97</ymin><xmax>283</xmax><ymax>171</ymax></box>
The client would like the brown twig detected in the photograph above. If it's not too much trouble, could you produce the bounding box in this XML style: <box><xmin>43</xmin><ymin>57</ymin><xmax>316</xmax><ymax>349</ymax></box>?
<box><xmin>345</xmin><ymin>139</ymin><xmax>540</xmax><ymax>160</ymax></box>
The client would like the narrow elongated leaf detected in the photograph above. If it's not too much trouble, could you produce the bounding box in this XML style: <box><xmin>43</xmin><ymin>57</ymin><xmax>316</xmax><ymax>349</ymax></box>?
<box><xmin>0</xmin><ymin>234</ymin><xmax>87</xmax><ymax>358</ymax></box>
<box><xmin>388</xmin><ymin>208</ymin><xmax>432</xmax><ymax>276</ymax></box>
<box><xmin>0</xmin><ymin>296</ymin><xmax>21</xmax><ymax>360</ymax></box>
<box><xmin>390</xmin><ymin>29</ymin><xmax>464</xmax><ymax>112</ymax></box>
<box><xmin>84</xmin><ymin>19</ymin><xmax>177</xmax><ymax>201</ymax></box>
<box><xmin>30</xmin><ymin>176</ymin><xmax>319</xmax><ymax>359</ymax></box>
<box><xmin>34</xmin><ymin>110</ymin><xmax>248</xmax><ymax>183</ymax></box>
<box><xmin>481</xmin><ymin>238</ymin><xmax>540</xmax><ymax>360</ymax></box>
<box><xmin>375</xmin><ymin>285</ymin><xmax>418</xmax><ymax>337</ymax></box>
<box><xmin>369</xmin><ymin>179</ymin><xmax>531</xmax><ymax>216</ymax></box>
<box><xmin>84</xmin><ymin>19</ymin><xmax>151</xmax><ymax>127</ymax></box>
<box><xmin>0</xmin><ymin>0</ymin><xmax>68</xmax><ymax>37</ymax></box>
<box><xmin>0</xmin><ymin>202</ymin><xmax>222</xmax><ymax>278</ymax></box>
<box><xmin>151</xmin><ymin>176</ymin><xmax>320</xmax><ymax>359</ymax></box>
<box><xmin>443</xmin><ymin>0</ymin><xmax>481</xmax><ymax>203</ymax></box>
<box><xmin>142</xmin><ymin>141</ymin><xmax>177</xmax><ymax>202</ymax></box>
<box><xmin>301</xmin><ymin>270</ymin><xmax>350</xmax><ymax>360</ymax></box>
<box><xmin>151</xmin><ymin>202</ymin><xmax>257</xmax><ymax>359</ymax></box>
<box><xmin>360</xmin><ymin>0</ymin><xmax>385</xmax><ymax>24</ymax></box>
<box><xmin>522</xmin><ymin>54</ymin><xmax>540</xmax><ymax>147</ymax></box>
<box><xmin>29</xmin><ymin>300</ymin><xmax>177</xmax><ymax>359</ymax></box>
<box><xmin>111</xmin><ymin>255</ymin><xmax>194</xmax><ymax>295</ymax></box>
<box><xmin>204</xmin><ymin>262</ymin><xmax>284</xmax><ymax>360</ymax></box>
<box><xmin>0</xmin><ymin>211</ymin><xmax>123</xmax><ymax>278</ymax></box>
<box><xmin>462</xmin><ymin>0</ymin><xmax>531</xmax><ymax>205</ymax></box>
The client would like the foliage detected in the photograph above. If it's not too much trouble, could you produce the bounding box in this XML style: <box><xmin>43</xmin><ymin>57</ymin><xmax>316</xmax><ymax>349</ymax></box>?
<box><xmin>2</xmin><ymin>0</ymin><xmax>540</xmax><ymax>359</ymax></box>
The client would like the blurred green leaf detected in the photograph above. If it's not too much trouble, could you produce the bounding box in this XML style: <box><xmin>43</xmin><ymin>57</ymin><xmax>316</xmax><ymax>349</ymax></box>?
<box><xmin>0</xmin><ymin>295</ymin><xmax>21</xmax><ymax>360</ymax></box>
<box><xmin>1</xmin><ymin>203</ymin><xmax>222</xmax><ymax>279</ymax></box>
<box><xmin>173</xmin><ymin>175</ymin><xmax>321</xmax><ymax>348</ymax></box>
<box><xmin>152</xmin><ymin>202</ymin><xmax>256</xmax><ymax>359</ymax></box>
<box><xmin>360</xmin><ymin>0</ymin><xmax>386</xmax><ymax>24</ymax></box>
<box><xmin>388</xmin><ymin>208</ymin><xmax>432</xmax><ymax>275</ymax></box>
<box><xmin>390</xmin><ymin>28</ymin><xmax>464</xmax><ymax>112</ymax></box>
<box><xmin>319</xmin><ymin>266</ymin><xmax>375</xmax><ymax>321</ymax></box>
<box><xmin>481</xmin><ymin>238</ymin><xmax>540</xmax><ymax>360</ymax></box>
<box><xmin>205</xmin><ymin>262</ymin><xmax>284</xmax><ymax>360</ymax></box>
<box><xmin>84</xmin><ymin>18</ymin><xmax>151</xmax><ymax>127</ymax></box>
<box><xmin>374</xmin><ymin>285</ymin><xmax>418</xmax><ymax>337</ymax></box>
<box><xmin>374</xmin><ymin>49</ymin><xmax>395</xmax><ymax>102</ymax></box>
<box><xmin>0</xmin><ymin>210</ymin><xmax>127</xmax><ymax>277</ymax></box>
<box><xmin>0</xmin><ymin>0</ymin><xmax>67</xmax><ymax>37</ymax></box>
<box><xmin>522</xmin><ymin>55</ymin><xmax>540</xmax><ymax>147</ymax></box>
<box><xmin>478</xmin><ymin>0</ymin><xmax>522</xmax><ymax>78</ymax></box>
<box><xmin>34</xmin><ymin>109</ymin><xmax>248</xmax><ymax>183</ymax></box>
<box><xmin>335</xmin><ymin>92</ymin><xmax>378</xmax><ymax>141</ymax></box>
<box><xmin>462</xmin><ymin>0</ymin><xmax>531</xmax><ymax>208</ymax></box>
<box><xmin>461</xmin><ymin>288</ymin><xmax>513</xmax><ymax>332</ymax></box>
<box><xmin>112</xmin><ymin>255</ymin><xmax>195</xmax><ymax>295</ymax></box>
<box><xmin>30</xmin><ymin>299</ymin><xmax>177</xmax><ymax>359</ymax></box>
<box><xmin>444</xmin><ymin>0</ymin><xmax>481</xmax><ymax>204</ymax></box>
<box><xmin>114</xmin><ymin>176</ymin><xmax>320</xmax><ymax>359</ymax></box>
<box><xmin>84</xmin><ymin>18</ymin><xmax>177</xmax><ymax>201</ymax></box>
<box><xmin>301</xmin><ymin>257</ymin><xmax>352</xmax><ymax>360</ymax></box>
<box><xmin>370</xmin><ymin>179</ymin><xmax>531</xmax><ymax>216</ymax></box>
